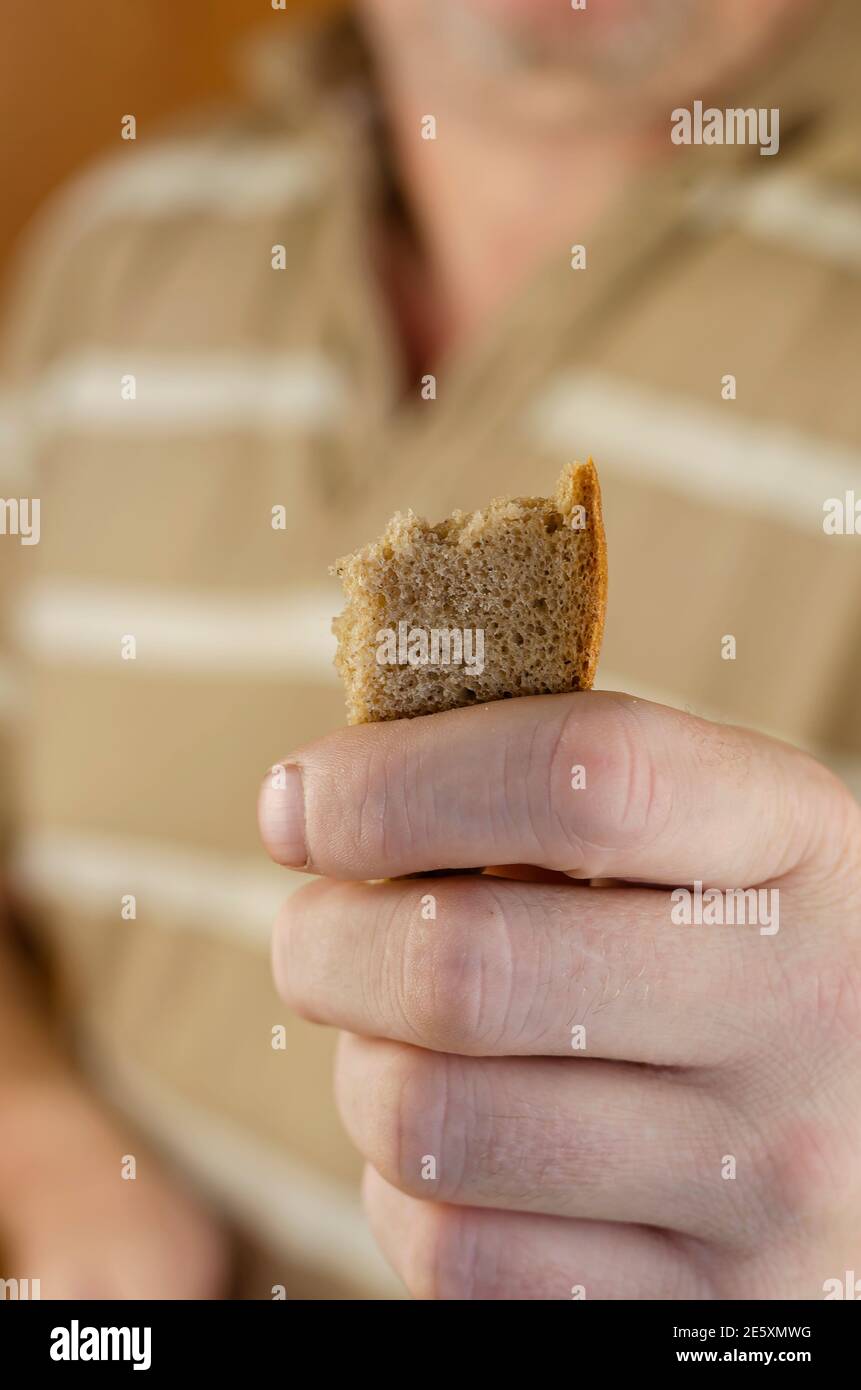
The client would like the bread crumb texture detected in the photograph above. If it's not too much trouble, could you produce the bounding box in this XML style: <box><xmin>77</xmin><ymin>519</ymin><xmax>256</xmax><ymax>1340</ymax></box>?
<box><xmin>331</xmin><ymin>459</ymin><xmax>607</xmax><ymax>724</ymax></box>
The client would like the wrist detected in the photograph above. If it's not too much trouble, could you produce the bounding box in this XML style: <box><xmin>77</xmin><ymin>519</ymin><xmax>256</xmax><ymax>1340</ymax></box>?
<box><xmin>0</xmin><ymin>1078</ymin><xmax>103</xmax><ymax>1195</ymax></box>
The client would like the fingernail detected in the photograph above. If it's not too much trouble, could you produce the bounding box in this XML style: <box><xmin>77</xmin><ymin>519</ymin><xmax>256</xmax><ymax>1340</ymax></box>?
<box><xmin>258</xmin><ymin>763</ymin><xmax>308</xmax><ymax>867</ymax></box>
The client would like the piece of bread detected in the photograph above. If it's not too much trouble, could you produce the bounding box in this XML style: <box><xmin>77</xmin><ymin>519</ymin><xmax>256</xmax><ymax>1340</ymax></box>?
<box><xmin>331</xmin><ymin>459</ymin><xmax>607</xmax><ymax>724</ymax></box>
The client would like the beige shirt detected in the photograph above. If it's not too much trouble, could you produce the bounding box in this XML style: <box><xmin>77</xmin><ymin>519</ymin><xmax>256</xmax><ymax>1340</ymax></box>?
<box><xmin>2</xmin><ymin>5</ymin><xmax>861</xmax><ymax>1297</ymax></box>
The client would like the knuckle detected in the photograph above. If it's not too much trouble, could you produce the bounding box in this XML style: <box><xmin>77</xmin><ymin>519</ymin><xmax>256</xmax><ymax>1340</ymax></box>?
<box><xmin>765</xmin><ymin>911</ymin><xmax>861</xmax><ymax>1059</ymax></box>
<box><xmin>366</xmin><ymin>1045</ymin><xmax>451</xmax><ymax>1197</ymax></box>
<box><xmin>766</xmin><ymin>1111</ymin><xmax>861</xmax><ymax>1235</ymax></box>
<box><xmin>819</xmin><ymin>953</ymin><xmax>861</xmax><ymax>1044</ymax></box>
<box><xmin>796</xmin><ymin>952</ymin><xmax>861</xmax><ymax>1049</ymax></box>
<box><xmin>729</xmin><ymin>1037</ymin><xmax>861</xmax><ymax>1242</ymax></box>
<box><xmin>344</xmin><ymin>743</ymin><xmax>391</xmax><ymax>868</ymax></box>
<box><xmin>404</xmin><ymin>1204</ymin><xmax>489</xmax><ymax>1301</ymax></box>
<box><xmin>306</xmin><ymin>726</ymin><xmax>400</xmax><ymax>872</ymax></box>
<box><xmin>810</xmin><ymin>764</ymin><xmax>861</xmax><ymax>879</ymax></box>
<box><xmin>399</xmin><ymin>882</ymin><xmax>516</xmax><ymax>1053</ymax></box>
<box><xmin>549</xmin><ymin>696</ymin><xmax>673</xmax><ymax>872</ymax></box>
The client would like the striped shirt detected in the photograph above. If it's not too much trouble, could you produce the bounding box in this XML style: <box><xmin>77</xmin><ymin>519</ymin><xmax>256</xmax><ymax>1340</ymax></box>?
<box><xmin>2</xmin><ymin>5</ymin><xmax>861</xmax><ymax>1297</ymax></box>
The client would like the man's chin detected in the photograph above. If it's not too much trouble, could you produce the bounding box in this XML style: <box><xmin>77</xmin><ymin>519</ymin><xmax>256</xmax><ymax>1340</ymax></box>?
<box><xmin>470</xmin><ymin>0</ymin><xmax>640</xmax><ymax>26</ymax></box>
<box><xmin>430</xmin><ymin>0</ymin><xmax>700</xmax><ymax>93</ymax></box>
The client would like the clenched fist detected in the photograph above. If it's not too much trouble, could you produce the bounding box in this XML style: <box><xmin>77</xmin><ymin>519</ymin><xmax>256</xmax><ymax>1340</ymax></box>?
<box><xmin>259</xmin><ymin>693</ymin><xmax>861</xmax><ymax>1300</ymax></box>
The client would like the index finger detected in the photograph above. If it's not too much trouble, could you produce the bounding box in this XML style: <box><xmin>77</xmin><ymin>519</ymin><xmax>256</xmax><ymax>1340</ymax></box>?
<box><xmin>258</xmin><ymin>692</ymin><xmax>848</xmax><ymax>886</ymax></box>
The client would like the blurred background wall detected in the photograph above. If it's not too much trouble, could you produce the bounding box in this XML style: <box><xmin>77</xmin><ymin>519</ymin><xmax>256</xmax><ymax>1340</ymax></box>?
<box><xmin>0</xmin><ymin>0</ymin><xmax>338</xmax><ymax>280</ymax></box>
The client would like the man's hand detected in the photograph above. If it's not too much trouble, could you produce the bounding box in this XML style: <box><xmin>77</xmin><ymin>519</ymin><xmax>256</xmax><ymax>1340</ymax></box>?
<box><xmin>0</xmin><ymin>931</ymin><xmax>227</xmax><ymax>1299</ymax></box>
<box><xmin>259</xmin><ymin>692</ymin><xmax>861</xmax><ymax>1300</ymax></box>
<box><xmin>0</xmin><ymin>1081</ymin><xmax>228</xmax><ymax>1299</ymax></box>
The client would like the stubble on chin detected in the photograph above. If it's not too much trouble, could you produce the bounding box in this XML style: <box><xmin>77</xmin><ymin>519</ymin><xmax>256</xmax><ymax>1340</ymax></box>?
<box><xmin>393</xmin><ymin>0</ymin><xmax>708</xmax><ymax>134</ymax></box>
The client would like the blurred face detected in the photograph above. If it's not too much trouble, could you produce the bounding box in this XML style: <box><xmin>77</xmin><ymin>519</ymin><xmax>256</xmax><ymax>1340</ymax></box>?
<box><xmin>364</xmin><ymin>0</ymin><xmax>817</xmax><ymax>131</ymax></box>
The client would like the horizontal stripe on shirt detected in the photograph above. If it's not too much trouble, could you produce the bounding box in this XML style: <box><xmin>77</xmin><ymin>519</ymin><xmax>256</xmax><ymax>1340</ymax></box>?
<box><xmin>526</xmin><ymin>369</ymin><xmax>861</xmax><ymax>534</ymax></box>
<box><xmin>9</xmin><ymin>592</ymin><xmax>861</xmax><ymax>801</ymax></box>
<box><xmin>56</xmin><ymin>139</ymin><xmax>327</xmax><ymax>227</ymax></box>
<box><xmin>11</xmin><ymin>829</ymin><xmax>304</xmax><ymax>948</ymax></box>
<box><xmin>13</xmin><ymin>580</ymin><xmax>341</xmax><ymax>675</ymax></box>
<box><xmin>18</xmin><ymin>351</ymin><xmax>347</xmax><ymax>435</ymax></box>
<box><xmin>691</xmin><ymin>171</ymin><xmax>861</xmax><ymax>272</ymax></box>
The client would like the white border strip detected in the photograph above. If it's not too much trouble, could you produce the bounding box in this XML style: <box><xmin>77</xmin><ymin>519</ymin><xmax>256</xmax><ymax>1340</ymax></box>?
<box><xmin>526</xmin><ymin>370</ymin><xmax>861</xmax><ymax>533</ymax></box>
